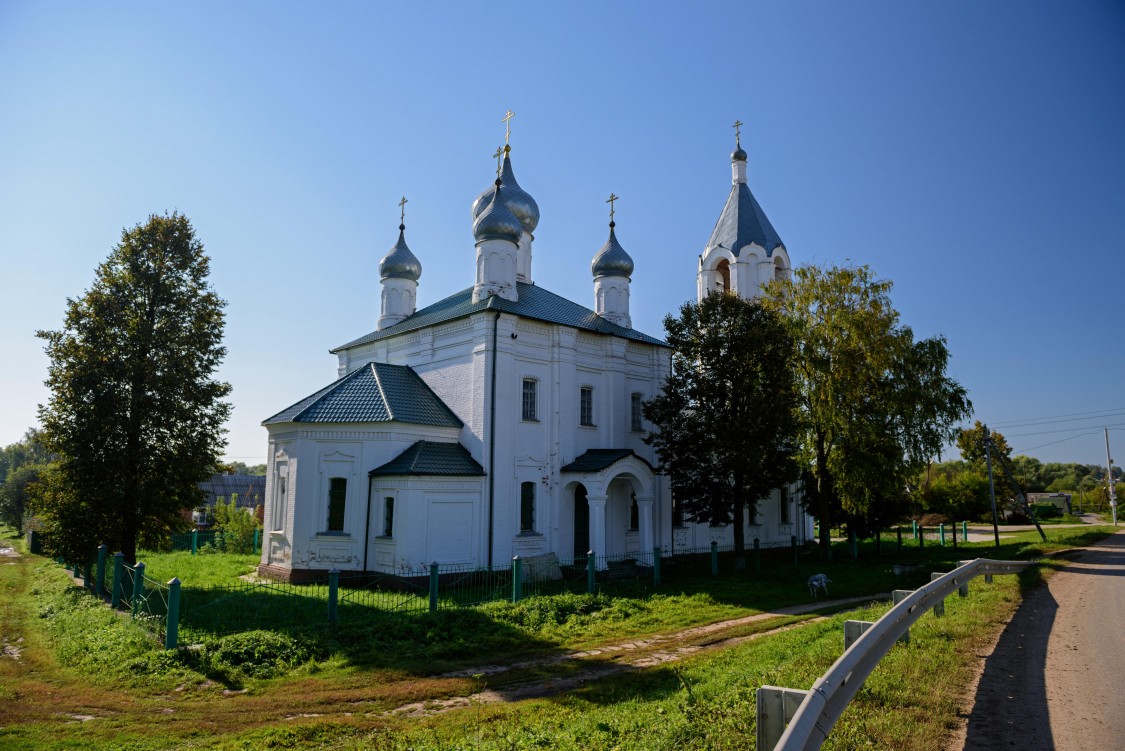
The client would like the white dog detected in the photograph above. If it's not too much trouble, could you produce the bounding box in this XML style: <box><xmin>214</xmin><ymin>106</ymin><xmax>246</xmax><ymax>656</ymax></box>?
<box><xmin>808</xmin><ymin>573</ymin><xmax>831</xmax><ymax>598</ymax></box>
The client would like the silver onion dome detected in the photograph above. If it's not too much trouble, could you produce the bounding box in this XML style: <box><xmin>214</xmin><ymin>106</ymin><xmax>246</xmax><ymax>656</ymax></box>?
<box><xmin>471</xmin><ymin>152</ymin><xmax>539</xmax><ymax>234</ymax></box>
<box><xmin>379</xmin><ymin>225</ymin><xmax>422</xmax><ymax>281</ymax></box>
<box><xmin>591</xmin><ymin>223</ymin><xmax>634</xmax><ymax>278</ymax></box>
<box><xmin>472</xmin><ymin>183</ymin><xmax>523</xmax><ymax>244</ymax></box>
<box><xmin>732</xmin><ymin>145</ymin><xmax>747</xmax><ymax>162</ymax></box>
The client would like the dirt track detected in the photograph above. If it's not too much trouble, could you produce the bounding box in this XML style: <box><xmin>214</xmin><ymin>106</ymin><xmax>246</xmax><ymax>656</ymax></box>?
<box><xmin>955</xmin><ymin>529</ymin><xmax>1125</xmax><ymax>750</ymax></box>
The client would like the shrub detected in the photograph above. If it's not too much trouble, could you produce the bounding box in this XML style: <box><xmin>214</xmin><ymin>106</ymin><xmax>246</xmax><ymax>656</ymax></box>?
<box><xmin>201</xmin><ymin>630</ymin><xmax>314</xmax><ymax>679</ymax></box>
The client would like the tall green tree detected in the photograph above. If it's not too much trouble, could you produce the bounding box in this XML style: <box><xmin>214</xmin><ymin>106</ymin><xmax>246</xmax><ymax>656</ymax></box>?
<box><xmin>36</xmin><ymin>213</ymin><xmax>231</xmax><ymax>563</ymax></box>
<box><xmin>764</xmin><ymin>264</ymin><xmax>971</xmax><ymax>551</ymax></box>
<box><xmin>0</xmin><ymin>464</ymin><xmax>46</xmax><ymax>533</ymax></box>
<box><xmin>644</xmin><ymin>293</ymin><xmax>800</xmax><ymax>558</ymax></box>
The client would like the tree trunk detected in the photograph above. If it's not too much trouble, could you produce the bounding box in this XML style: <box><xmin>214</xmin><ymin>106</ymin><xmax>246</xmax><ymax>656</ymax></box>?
<box><xmin>815</xmin><ymin>431</ymin><xmax>833</xmax><ymax>561</ymax></box>
<box><xmin>732</xmin><ymin>471</ymin><xmax>746</xmax><ymax>569</ymax></box>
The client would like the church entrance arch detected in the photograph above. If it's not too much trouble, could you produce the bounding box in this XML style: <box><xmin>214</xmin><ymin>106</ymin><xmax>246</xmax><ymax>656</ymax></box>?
<box><xmin>573</xmin><ymin>483</ymin><xmax>589</xmax><ymax>560</ymax></box>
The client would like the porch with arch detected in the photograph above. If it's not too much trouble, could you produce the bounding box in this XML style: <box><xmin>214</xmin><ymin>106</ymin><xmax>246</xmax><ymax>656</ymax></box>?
<box><xmin>560</xmin><ymin>449</ymin><xmax>657</xmax><ymax>569</ymax></box>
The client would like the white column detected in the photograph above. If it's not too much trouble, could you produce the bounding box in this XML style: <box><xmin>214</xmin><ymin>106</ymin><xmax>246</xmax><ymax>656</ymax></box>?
<box><xmin>587</xmin><ymin>494</ymin><xmax>608</xmax><ymax>569</ymax></box>
<box><xmin>636</xmin><ymin>496</ymin><xmax>654</xmax><ymax>555</ymax></box>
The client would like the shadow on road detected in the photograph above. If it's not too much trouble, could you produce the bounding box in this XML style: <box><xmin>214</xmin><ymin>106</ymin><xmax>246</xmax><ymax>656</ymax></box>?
<box><xmin>962</xmin><ymin>581</ymin><xmax>1057</xmax><ymax>750</ymax></box>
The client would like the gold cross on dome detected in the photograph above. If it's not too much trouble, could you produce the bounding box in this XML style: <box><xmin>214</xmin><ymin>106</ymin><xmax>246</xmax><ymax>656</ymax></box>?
<box><xmin>502</xmin><ymin>109</ymin><xmax>515</xmax><ymax>144</ymax></box>
<box><xmin>398</xmin><ymin>196</ymin><xmax>408</xmax><ymax>224</ymax></box>
<box><xmin>606</xmin><ymin>193</ymin><xmax>619</xmax><ymax>222</ymax></box>
<box><xmin>492</xmin><ymin>146</ymin><xmax>504</xmax><ymax>178</ymax></box>
<box><xmin>732</xmin><ymin>119</ymin><xmax>743</xmax><ymax>145</ymax></box>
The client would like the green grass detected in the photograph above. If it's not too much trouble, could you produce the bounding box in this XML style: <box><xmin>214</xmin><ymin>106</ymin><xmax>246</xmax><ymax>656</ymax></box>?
<box><xmin>136</xmin><ymin>549</ymin><xmax>260</xmax><ymax>587</ymax></box>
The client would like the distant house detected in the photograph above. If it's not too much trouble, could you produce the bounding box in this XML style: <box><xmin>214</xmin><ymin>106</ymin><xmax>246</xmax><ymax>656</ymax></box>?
<box><xmin>1027</xmin><ymin>492</ymin><xmax>1072</xmax><ymax>515</ymax></box>
<box><xmin>198</xmin><ymin>474</ymin><xmax>266</xmax><ymax>510</ymax></box>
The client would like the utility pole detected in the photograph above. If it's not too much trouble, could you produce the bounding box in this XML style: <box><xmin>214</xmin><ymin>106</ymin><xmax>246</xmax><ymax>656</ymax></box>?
<box><xmin>1106</xmin><ymin>428</ymin><xmax>1118</xmax><ymax>527</ymax></box>
<box><xmin>984</xmin><ymin>423</ymin><xmax>1001</xmax><ymax>548</ymax></box>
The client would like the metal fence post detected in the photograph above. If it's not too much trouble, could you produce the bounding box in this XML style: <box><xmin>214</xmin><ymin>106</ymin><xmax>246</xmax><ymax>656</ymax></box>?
<box><xmin>191</xmin><ymin>529</ymin><xmax>198</xmax><ymax>555</ymax></box>
<box><xmin>930</xmin><ymin>572</ymin><xmax>946</xmax><ymax>617</ymax></box>
<box><xmin>253</xmin><ymin>528</ymin><xmax>260</xmax><ymax>554</ymax></box>
<box><xmin>111</xmin><ymin>552</ymin><xmax>124</xmax><ymax>609</ymax></box>
<box><xmin>586</xmin><ymin>550</ymin><xmax>596</xmax><ymax>594</ymax></box>
<box><xmin>962</xmin><ymin>520</ymin><xmax>968</xmax><ymax>540</ymax></box>
<box><xmin>96</xmin><ymin>544</ymin><xmax>107</xmax><ymax>596</ymax></box>
<box><xmin>919</xmin><ymin>526</ymin><xmax>925</xmax><ymax>548</ymax></box>
<box><xmin>653</xmin><ymin>546</ymin><xmax>661</xmax><ymax>587</ymax></box>
<box><xmin>792</xmin><ymin>535</ymin><xmax>799</xmax><ymax>566</ymax></box>
<box><xmin>165</xmin><ymin>578</ymin><xmax>181</xmax><ymax>649</ymax></box>
<box><xmin>511</xmin><ymin>556</ymin><xmax>523</xmax><ymax>603</ymax></box>
<box><xmin>429</xmin><ymin>561</ymin><xmax>439</xmax><ymax>613</ymax></box>
<box><xmin>939</xmin><ymin>523</ymin><xmax>946</xmax><ymax>546</ymax></box>
<box><xmin>754</xmin><ymin>537</ymin><xmax>761</xmax><ymax>573</ymax></box>
<box><xmin>710</xmin><ymin>541</ymin><xmax>719</xmax><ymax>576</ymax></box>
<box><xmin>912</xmin><ymin>520</ymin><xmax>918</xmax><ymax>540</ymax></box>
<box><xmin>82</xmin><ymin>555</ymin><xmax>93</xmax><ymax>590</ymax></box>
<box><xmin>327</xmin><ymin>568</ymin><xmax>339</xmax><ymax>623</ymax></box>
<box><xmin>132</xmin><ymin>562</ymin><xmax>146</xmax><ymax>618</ymax></box>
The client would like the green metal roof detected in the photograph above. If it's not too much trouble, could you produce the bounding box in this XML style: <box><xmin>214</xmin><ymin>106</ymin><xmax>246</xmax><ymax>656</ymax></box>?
<box><xmin>369</xmin><ymin>441</ymin><xmax>485</xmax><ymax>477</ymax></box>
<box><xmin>263</xmin><ymin>362</ymin><xmax>462</xmax><ymax>427</ymax></box>
<box><xmin>332</xmin><ymin>281</ymin><xmax>668</xmax><ymax>353</ymax></box>
<box><xmin>560</xmin><ymin>449</ymin><xmax>654</xmax><ymax>473</ymax></box>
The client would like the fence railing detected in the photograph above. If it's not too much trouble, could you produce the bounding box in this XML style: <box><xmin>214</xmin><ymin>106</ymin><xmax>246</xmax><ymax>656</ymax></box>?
<box><xmin>758</xmin><ymin>558</ymin><xmax>1034</xmax><ymax>751</ymax></box>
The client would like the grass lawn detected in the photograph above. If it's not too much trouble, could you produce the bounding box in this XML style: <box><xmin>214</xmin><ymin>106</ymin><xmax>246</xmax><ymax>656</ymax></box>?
<box><xmin>0</xmin><ymin>523</ymin><xmax>1116</xmax><ymax>750</ymax></box>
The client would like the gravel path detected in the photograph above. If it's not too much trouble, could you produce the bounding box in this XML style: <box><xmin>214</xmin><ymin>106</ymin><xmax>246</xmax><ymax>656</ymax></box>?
<box><xmin>956</xmin><ymin>529</ymin><xmax>1125</xmax><ymax>750</ymax></box>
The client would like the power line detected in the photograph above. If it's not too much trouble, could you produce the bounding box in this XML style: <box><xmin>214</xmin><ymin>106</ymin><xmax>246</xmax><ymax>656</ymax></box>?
<box><xmin>1004</xmin><ymin>422</ymin><xmax>1125</xmax><ymax>439</ymax></box>
<box><xmin>1012</xmin><ymin>431</ymin><xmax>1104</xmax><ymax>454</ymax></box>
<box><xmin>990</xmin><ymin>410</ymin><xmax>1125</xmax><ymax>429</ymax></box>
<box><xmin>991</xmin><ymin>407</ymin><xmax>1125</xmax><ymax>429</ymax></box>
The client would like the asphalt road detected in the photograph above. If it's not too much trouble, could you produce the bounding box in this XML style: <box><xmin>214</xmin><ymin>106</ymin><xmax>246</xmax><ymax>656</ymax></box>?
<box><xmin>960</xmin><ymin>529</ymin><xmax>1125</xmax><ymax>750</ymax></box>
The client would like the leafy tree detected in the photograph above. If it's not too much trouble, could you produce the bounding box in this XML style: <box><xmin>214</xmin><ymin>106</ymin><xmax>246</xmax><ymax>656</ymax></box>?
<box><xmin>955</xmin><ymin>421</ymin><xmax>1011</xmax><ymax>465</ymax></box>
<box><xmin>764</xmin><ymin>264</ymin><xmax>971</xmax><ymax>551</ymax></box>
<box><xmin>206</xmin><ymin>496</ymin><xmax>262</xmax><ymax>554</ymax></box>
<box><xmin>0</xmin><ymin>428</ymin><xmax>52</xmax><ymax>486</ymax></box>
<box><xmin>0</xmin><ymin>463</ymin><xmax>47</xmax><ymax>533</ymax></box>
<box><xmin>220</xmin><ymin>461</ymin><xmax>266</xmax><ymax>476</ymax></box>
<box><xmin>35</xmin><ymin>213</ymin><xmax>231</xmax><ymax>563</ymax></box>
<box><xmin>644</xmin><ymin>293</ymin><xmax>800</xmax><ymax>558</ymax></box>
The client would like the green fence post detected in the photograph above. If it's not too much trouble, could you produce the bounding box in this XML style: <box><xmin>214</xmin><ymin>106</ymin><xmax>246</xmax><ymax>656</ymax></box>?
<box><xmin>253</xmin><ymin>528</ymin><xmax>260</xmax><ymax>553</ymax></box>
<box><xmin>753</xmin><ymin>538</ymin><xmax>761</xmax><ymax>573</ymax></box>
<box><xmin>72</xmin><ymin>562</ymin><xmax>80</xmax><ymax>578</ymax></box>
<box><xmin>962</xmin><ymin>520</ymin><xmax>968</xmax><ymax>540</ymax></box>
<box><xmin>586</xmin><ymin>550</ymin><xmax>596</xmax><ymax>594</ymax></box>
<box><xmin>511</xmin><ymin>556</ymin><xmax>523</xmax><ymax>603</ymax></box>
<box><xmin>849</xmin><ymin>529</ymin><xmax>858</xmax><ymax>560</ymax></box>
<box><xmin>918</xmin><ymin>527</ymin><xmax>925</xmax><ymax>548</ymax></box>
<box><xmin>191</xmin><ymin>529</ymin><xmax>198</xmax><ymax>555</ymax></box>
<box><xmin>82</xmin><ymin>555</ymin><xmax>93</xmax><ymax>590</ymax></box>
<box><xmin>951</xmin><ymin>521</ymin><xmax>958</xmax><ymax>548</ymax></box>
<box><xmin>939</xmin><ymin>523</ymin><xmax>946</xmax><ymax>546</ymax></box>
<box><xmin>132</xmin><ymin>562</ymin><xmax>146</xmax><ymax>618</ymax></box>
<box><xmin>327</xmin><ymin>568</ymin><xmax>339</xmax><ymax>624</ymax></box>
<box><xmin>165</xmin><ymin>578</ymin><xmax>180</xmax><ymax>650</ymax></box>
<box><xmin>710</xmin><ymin>541</ymin><xmax>719</xmax><ymax>576</ymax></box>
<box><xmin>96</xmin><ymin>544</ymin><xmax>107</xmax><ymax>596</ymax></box>
<box><xmin>111</xmin><ymin>552</ymin><xmax>124</xmax><ymax>609</ymax></box>
<box><xmin>897</xmin><ymin>526</ymin><xmax>903</xmax><ymax>552</ymax></box>
<box><xmin>429</xmin><ymin>561</ymin><xmax>439</xmax><ymax>613</ymax></box>
<box><xmin>912</xmin><ymin>520</ymin><xmax>918</xmax><ymax>540</ymax></box>
<box><xmin>653</xmin><ymin>546</ymin><xmax>661</xmax><ymax>587</ymax></box>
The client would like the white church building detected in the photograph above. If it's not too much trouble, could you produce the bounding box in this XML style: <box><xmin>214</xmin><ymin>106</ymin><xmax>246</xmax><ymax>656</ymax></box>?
<box><xmin>258</xmin><ymin>129</ymin><xmax>813</xmax><ymax>582</ymax></box>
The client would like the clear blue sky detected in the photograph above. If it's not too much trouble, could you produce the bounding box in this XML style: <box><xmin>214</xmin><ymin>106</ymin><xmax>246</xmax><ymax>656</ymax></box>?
<box><xmin>2</xmin><ymin>1</ymin><xmax>1123</xmax><ymax>467</ymax></box>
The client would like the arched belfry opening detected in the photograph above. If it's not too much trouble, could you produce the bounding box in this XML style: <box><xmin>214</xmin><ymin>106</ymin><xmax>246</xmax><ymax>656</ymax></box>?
<box><xmin>715</xmin><ymin>259</ymin><xmax>731</xmax><ymax>293</ymax></box>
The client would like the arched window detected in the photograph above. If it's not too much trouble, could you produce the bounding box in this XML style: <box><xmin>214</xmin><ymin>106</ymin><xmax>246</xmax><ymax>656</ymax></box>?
<box><xmin>715</xmin><ymin>259</ymin><xmax>731</xmax><ymax>293</ymax></box>
<box><xmin>520</xmin><ymin>481</ymin><xmax>535</xmax><ymax>533</ymax></box>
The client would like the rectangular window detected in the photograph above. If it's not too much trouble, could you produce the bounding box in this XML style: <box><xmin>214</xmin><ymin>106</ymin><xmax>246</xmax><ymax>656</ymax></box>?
<box><xmin>630</xmin><ymin>392</ymin><xmax>644</xmax><ymax>431</ymax></box>
<box><xmin>580</xmin><ymin>386</ymin><xmax>594</xmax><ymax>426</ymax></box>
<box><xmin>522</xmin><ymin>379</ymin><xmax>538</xmax><ymax>421</ymax></box>
<box><xmin>779</xmin><ymin>486</ymin><xmax>791</xmax><ymax>524</ymax></box>
<box><xmin>520</xmin><ymin>481</ymin><xmax>535</xmax><ymax>533</ymax></box>
<box><xmin>272</xmin><ymin>473</ymin><xmax>287</xmax><ymax>531</ymax></box>
<box><xmin>383</xmin><ymin>496</ymin><xmax>395</xmax><ymax>537</ymax></box>
<box><xmin>327</xmin><ymin>477</ymin><xmax>347</xmax><ymax>532</ymax></box>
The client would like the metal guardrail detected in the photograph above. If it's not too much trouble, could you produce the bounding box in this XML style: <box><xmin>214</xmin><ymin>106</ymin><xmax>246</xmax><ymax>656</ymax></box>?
<box><xmin>762</xmin><ymin>558</ymin><xmax>1034</xmax><ymax>751</ymax></box>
